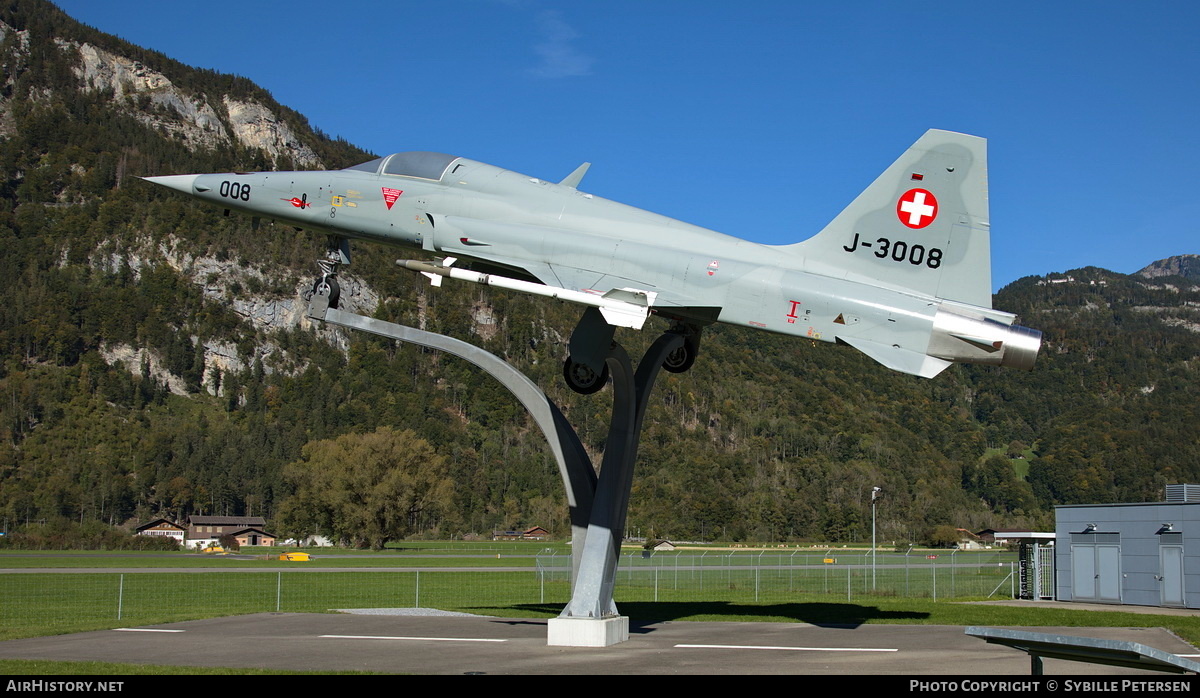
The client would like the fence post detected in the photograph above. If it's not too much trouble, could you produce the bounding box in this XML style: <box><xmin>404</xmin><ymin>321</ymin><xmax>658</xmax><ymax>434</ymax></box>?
<box><xmin>117</xmin><ymin>574</ymin><xmax>124</xmax><ymax>621</ymax></box>
<box><xmin>951</xmin><ymin>549</ymin><xmax>957</xmax><ymax>598</ymax></box>
<box><xmin>863</xmin><ymin>549</ymin><xmax>869</xmax><ymax>594</ymax></box>
<box><xmin>931</xmin><ymin>555</ymin><xmax>937</xmax><ymax>601</ymax></box>
<box><xmin>276</xmin><ymin>572</ymin><xmax>282</xmax><ymax>612</ymax></box>
<box><xmin>415</xmin><ymin>570</ymin><xmax>420</xmax><ymax>609</ymax></box>
<box><xmin>905</xmin><ymin>546</ymin><xmax>912</xmax><ymax>596</ymax></box>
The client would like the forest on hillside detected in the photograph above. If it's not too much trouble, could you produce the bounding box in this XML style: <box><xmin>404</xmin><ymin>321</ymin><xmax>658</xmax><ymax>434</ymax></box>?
<box><xmin>0</xmin><ymin>0</ymin><xmax>1197</xmax><ymax>547</ymax></box>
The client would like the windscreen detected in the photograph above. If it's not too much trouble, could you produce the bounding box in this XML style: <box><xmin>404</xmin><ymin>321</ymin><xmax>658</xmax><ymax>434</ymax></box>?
<box><xmin>381</xmin><ymin>152</ymin><xmax>458</xmax><ymax>180</ymax></box>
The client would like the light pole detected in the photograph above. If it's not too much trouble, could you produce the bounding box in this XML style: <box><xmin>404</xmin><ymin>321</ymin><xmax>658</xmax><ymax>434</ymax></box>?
<box><xmin>871</xmin><ymin>487</ymin><xmax>882</xmax><ymax>590</ymax></box>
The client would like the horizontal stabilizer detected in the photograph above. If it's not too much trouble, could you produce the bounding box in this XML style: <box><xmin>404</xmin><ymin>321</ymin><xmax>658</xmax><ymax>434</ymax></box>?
<box><xmin>838</xmin><ymin>335</ymin><xmax>952</xmax><ymax>379</ymax></box>
<box><xmin>559</xmin><ymin>162</ymin><xmax>591</xmax><ymax>189</ymax></box>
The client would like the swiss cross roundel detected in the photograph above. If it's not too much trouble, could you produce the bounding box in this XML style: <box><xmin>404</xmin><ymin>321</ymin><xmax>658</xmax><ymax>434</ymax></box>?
<box><xmin>896</xmin><ymin>188</ymin><xmax>938</xmax><ymax>229</ymax></box>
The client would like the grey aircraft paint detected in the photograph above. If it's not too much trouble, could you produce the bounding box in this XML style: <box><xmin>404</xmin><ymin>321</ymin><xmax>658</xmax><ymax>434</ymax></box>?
<box><xmin>144</xmin><ymin>129</ymin><xmax>1041</xmax><ymax>383</ymax></box>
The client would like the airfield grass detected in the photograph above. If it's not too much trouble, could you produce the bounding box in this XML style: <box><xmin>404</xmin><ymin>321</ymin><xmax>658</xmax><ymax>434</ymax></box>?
<box><xmin>0</xmin><ymin>544</ymin><xmax>990</xmax><ymax>569</ymax></box>
<box><xmin>6</xmin><ymin>545</ymin><xmax>1197</xmax><ymax>675</ymax></box>
<box><xmin>1</xmin><ymin>545</ymin><xmax>1023</xmax><ymax>643</ymax></box>
<box><xmin>0</xmin><ymin>553</ymin><xmax>540</xmax><ymax>569</ymax></box>
<box><xmin>0</xmin><ymin>542</ymin><xmax>566</xmax><ymax>568</ymax></box>
<box><xmin>5</xmin><ymin>569</ymin><xmax>1200</xmax><ymax>645</ymax></box>
<box><xmin>0</xmin><ymin>571</ymin><xmax>536</xmax><ymax>640</ymax></box>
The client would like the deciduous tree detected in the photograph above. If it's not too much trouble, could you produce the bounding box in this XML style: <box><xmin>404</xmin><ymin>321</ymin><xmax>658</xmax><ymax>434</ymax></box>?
<box><xmin>278</xmin><ymin>427</ymin><xmax>453</xmax><ymax>549</ymax></box>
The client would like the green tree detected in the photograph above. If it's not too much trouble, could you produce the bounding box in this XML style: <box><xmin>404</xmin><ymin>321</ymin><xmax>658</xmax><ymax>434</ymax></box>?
<box><xmin>925</xmin><ymin>524</ymin><xmax>961</xmax><ymax>548</ymax></box>
<box><xmin>278</xmin><ymin>427</ymin><xmax>454</xmax><ymax>549</ymax></box>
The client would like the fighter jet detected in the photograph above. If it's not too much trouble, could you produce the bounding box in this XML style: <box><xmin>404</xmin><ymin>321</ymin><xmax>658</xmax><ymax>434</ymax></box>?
<box><xmin>144</xmin><ymin>129</ymin><xmax>1041</xmax><ymax>393</ymax></box>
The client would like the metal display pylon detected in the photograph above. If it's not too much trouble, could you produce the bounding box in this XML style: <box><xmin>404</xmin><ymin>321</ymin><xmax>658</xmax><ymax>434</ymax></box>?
<box><xmin>306</xmin><ymin>291</ymin><xmax>681</xmax><ymax>646</ymax></box>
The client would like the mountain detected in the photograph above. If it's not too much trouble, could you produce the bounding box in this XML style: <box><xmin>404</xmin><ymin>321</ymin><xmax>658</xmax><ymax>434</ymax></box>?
<box><xmin>1137</xmin><ymin>255</ymin><xmax>1200</xmax><ymax>282</ymax></box>
<box><xmin>0</xmin><ymin>0</ymin><xmax>1196</xmax><ymax>545</ymax></box>
<box><xmin>970</xmin><ymin>268</ymin><xmax>1200</xmax><ymax>508</ymax></box>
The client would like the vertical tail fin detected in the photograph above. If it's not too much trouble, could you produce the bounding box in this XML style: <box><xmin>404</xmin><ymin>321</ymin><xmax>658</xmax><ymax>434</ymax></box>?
<box><xmin>785</xmin><ymin>129</ymin><xmax>992</xmax><ymax>308</ymax></box>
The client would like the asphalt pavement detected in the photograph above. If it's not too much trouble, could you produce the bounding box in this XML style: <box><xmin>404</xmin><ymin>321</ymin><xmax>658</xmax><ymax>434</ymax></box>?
<box><xmin>1</xmin><ymin>611</ymin><xmax>1196</xmax><ymax>676</ymax></box>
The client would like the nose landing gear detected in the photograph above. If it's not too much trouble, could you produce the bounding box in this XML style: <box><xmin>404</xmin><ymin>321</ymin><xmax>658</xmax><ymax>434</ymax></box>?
<box><xmin>305</xmin><ymin>237</ymin><xmax>350</xmax><ymax>309</ymax></box>
<box><xmin>312</xmin><ymin>260</ymin><xmax>341</xmax><ymax>309</ymax></box>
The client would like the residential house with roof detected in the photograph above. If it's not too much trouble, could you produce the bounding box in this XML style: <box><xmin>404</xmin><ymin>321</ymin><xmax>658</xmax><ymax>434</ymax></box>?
<box><xmin>492</xmin><ymin>526</ymin><xmax>551</xmax><ymax>541</ymax></box>
<box><xmin>134</xmin><ymin>518</ymin><xmax>186</xmax><ymax>545</ymax></box>
<box><xmin>186</xmin><ymin>515</ymin><xmax>274</xmax><ymax>549</ymax></box>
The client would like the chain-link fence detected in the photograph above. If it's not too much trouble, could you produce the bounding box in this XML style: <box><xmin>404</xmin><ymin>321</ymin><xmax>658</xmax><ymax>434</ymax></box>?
<box><xmin>536</xmin><ymin>549</ymin><xmax>1019</xmax><ymax>602</ymax></box>
<box><xmin>1</xmin><ymin>550</ymin><xmax>1017</xmax><ymax>638</ymax></box>
<box><xmin>0</xmin><ymin>570</ymin><xmax>548</xmax><ymax>638</ymax></box>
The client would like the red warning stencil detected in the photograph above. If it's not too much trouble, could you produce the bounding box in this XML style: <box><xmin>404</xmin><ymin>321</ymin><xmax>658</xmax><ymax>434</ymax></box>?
<box><xmin>382</xmin><ymin>187</ymin><xmax>404</xmax><ymax>210</ymax></box>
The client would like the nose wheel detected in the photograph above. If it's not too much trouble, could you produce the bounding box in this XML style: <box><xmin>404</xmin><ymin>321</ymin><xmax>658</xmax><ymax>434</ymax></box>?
<box><xmin>312</xmin><ymin>273</ymin><xmax>340</xmax><ymax>309</ymax></box>
<box><xmin>307</xmin><ymin>241</ymin><xmax>348</xmax><ymax>309</ymax></box>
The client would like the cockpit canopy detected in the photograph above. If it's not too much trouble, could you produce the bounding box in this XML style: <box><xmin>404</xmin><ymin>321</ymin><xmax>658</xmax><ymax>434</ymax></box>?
<box><xmin>343</xmin><ymin>152</ymin><xmax>459</xmax><ymax>181</ymax></box>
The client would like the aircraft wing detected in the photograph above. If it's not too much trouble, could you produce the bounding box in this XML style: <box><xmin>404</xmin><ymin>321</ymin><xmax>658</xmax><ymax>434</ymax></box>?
<box><xmin>436</xmin><ymin>215</ymin><xmax>716</xmax><ymax>318</ymax></box>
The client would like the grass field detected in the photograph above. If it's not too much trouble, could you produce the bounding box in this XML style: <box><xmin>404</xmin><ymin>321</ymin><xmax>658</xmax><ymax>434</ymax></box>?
<box><xmin>0</xmin><ymin>541</ymin><xmax>569</xmax><ymax>568</ymax></box>
<box><xmin>6</xmin><ymin>569</ymin><xmax>1199</xmax><ymax>640</ymax></box>
<box><xmin>3</xmin><ymin>544</ymin><xmax>1198</xmax><ymax>676</ymax></box>
<box><xmin>0</xmin><ymin>553</ymin><xmax>542</xmax><ymax>569</ymax></box>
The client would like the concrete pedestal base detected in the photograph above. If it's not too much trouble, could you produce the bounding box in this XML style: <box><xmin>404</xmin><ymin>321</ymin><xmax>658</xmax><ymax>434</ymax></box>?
<box><xmin>547</xmin><ymin>616</ymin><xmax>630</xmax><ymax>647</ymax></box>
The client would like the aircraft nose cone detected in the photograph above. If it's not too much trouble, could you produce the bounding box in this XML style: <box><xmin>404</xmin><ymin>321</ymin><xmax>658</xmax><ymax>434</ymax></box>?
<box><xmin>141</xmin><ymin>174</ymin><xmax>202</xmax><ymax>194</ymax></box>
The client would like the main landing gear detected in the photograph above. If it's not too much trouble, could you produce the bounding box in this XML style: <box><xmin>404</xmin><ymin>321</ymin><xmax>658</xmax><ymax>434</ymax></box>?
<box><xmin>563</xmin><ymin>357</ymin><xmax>610</xmax><ymax>395</ymax></box>
<box><xmin>661</xmin><ymin>323</ymin><xmax>701</xmax><ymax>374</ymax></box>
<box><xmin>562</xmin><ymin>309</ymin><xmax>703</xmax><ymax>394</ymax></box>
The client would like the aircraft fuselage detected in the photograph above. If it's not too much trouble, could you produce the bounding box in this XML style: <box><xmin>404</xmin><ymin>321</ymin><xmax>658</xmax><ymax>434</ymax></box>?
<box><xmin>146</xmin><ymin>131</ymin><xmax>1042</xmax><ymax>379</ymax></box>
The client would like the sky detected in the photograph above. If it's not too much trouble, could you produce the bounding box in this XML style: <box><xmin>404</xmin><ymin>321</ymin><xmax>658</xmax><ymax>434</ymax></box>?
<box><xmin>51</xmin><ymin>1</ymin><xmax>1200</xmax><ymax>290</ymax></box>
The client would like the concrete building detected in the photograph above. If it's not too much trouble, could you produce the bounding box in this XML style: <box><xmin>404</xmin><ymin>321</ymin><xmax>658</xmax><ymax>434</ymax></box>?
<box><xmin>1055</xmin><ymin>501</ymin><xmax>1199</xmax><ymax>609</ymax></box>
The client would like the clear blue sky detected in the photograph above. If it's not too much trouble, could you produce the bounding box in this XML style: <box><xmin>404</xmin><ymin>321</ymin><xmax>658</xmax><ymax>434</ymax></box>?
<box><xmin>53</xmin><ymin>1</ymin><xmax>1200</xmax><ymax>289</ymax></box>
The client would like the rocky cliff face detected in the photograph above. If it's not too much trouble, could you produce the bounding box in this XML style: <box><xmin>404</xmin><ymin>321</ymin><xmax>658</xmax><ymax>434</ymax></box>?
<box><xmin>90</xmin><ymin>235</ymin><xmax>380</xmax><ymax>396</ymax></box>
<box><xmin>221</xmin><ymin>97</ymin><xmax>320</xmax><ymax>167</ymax></box>
<box><xmin>0</xmin><ymin>19</ymin><xmax>323</xmax><ymax>168</ymax></box>
<box><xmin>1138</xmin><ymin>255</ymin><xmax>1200</xmax><ymax>282</ymax></box>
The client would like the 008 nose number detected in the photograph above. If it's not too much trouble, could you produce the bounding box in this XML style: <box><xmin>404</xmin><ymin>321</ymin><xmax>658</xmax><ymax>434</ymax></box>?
<box><xmin>219</xmin><ymin>180</ymin><xmax>251</xmax><ymax>202</ymax></box>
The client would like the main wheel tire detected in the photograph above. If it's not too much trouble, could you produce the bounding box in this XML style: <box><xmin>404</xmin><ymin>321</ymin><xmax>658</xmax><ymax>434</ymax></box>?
<box><xmin>313</xmin><ymin>275</ymin><xmax>341</xmax><ymax>309</ymax></box>
<box><xmin>563</xmin><ymin>356</ymin><xmax>609</xmax><ymax>394</ymax></box>
<box><xmin>662</xmin><ymin>340</ymin><xmax>696</xmax><ymax>373</ymax></box>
